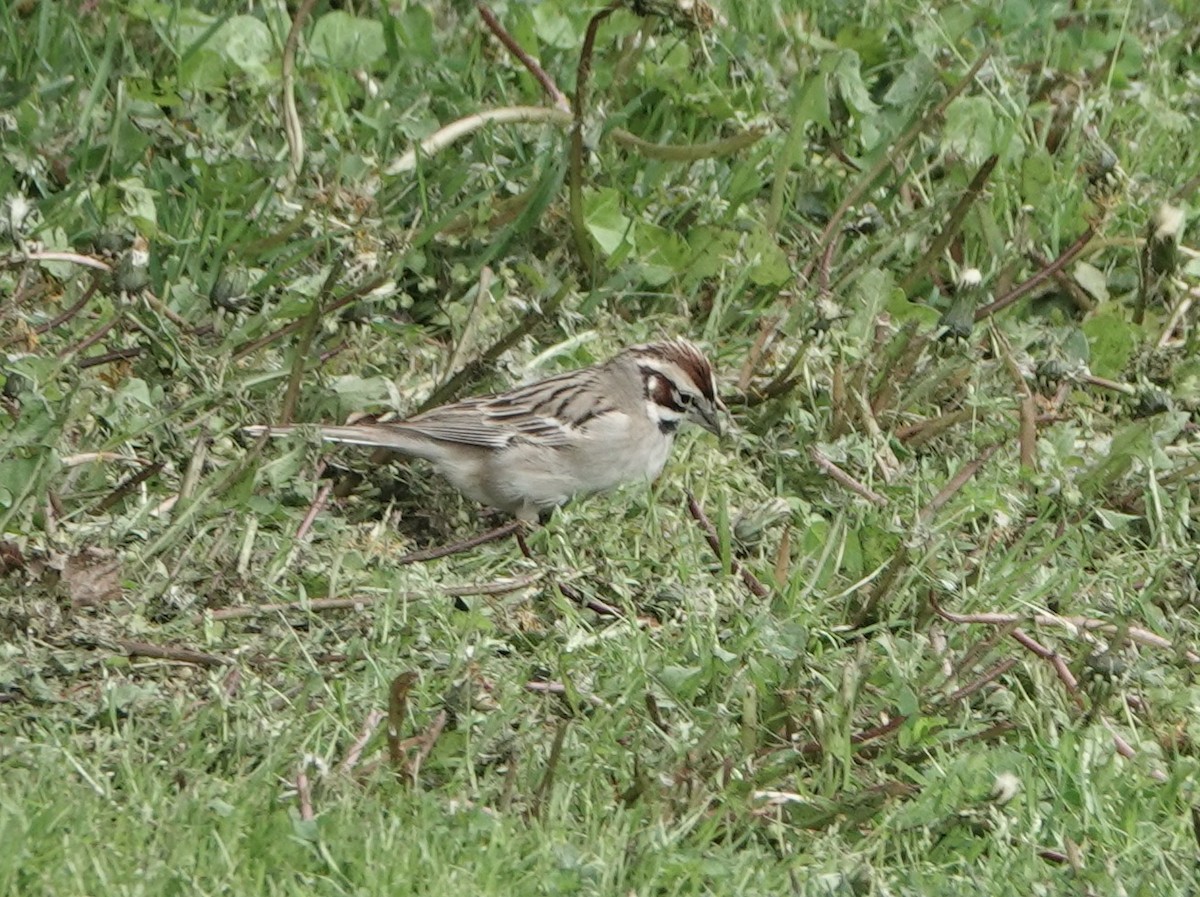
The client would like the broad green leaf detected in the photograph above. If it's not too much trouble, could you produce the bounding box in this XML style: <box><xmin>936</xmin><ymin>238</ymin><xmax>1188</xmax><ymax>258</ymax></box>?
<box><xmin>1020</xmin><ymin>145</ymin><xmax>1054</xmax><ymax>202</ymax></box>
<box><xmin>583</xmin><ymin>188</ymin><xmax>634</xmax><ymax>256</ymax></box>
<box><xmin>792</xmin><ymin>73</ymin><xmax>832</xmax><ymax>134</ymax></box>
<box><xmin>217</xmin><ymin>15</ymin><xmax>275</xmax><ymax>77</ymax></box>
<box><xmin>178</xmin><ymin>48</ymin><xmax>226</xmax><ymax>92</ymax></box>
<box><xmin>685</xmin><ymin>226</ymin><xmax>739</xmax><ymax>280</ymax></box>
<box><xmin>1078</xmin><ymin>415</ymin><xmax>1186</xmax><ymax>497</ymax></box>
<box><xmin>744</xmin><ymin>227</ymin><xmax>791</xmax><ymax>287</ymax></box>
<box><xmin>659</xmin><ymin>665</ymin><xmax>705</xmax><ymax>698</ymax></box>
<box><xmin>0</xmin><ymin>455</ymin><xmax>43</xmax><ymax>510</ymax></box>
<box><xmin>886</xmin><ymin>290</ymin><xmax>941</xmax><ymax>326</ymax></box>
<box><xmin>329</xmin><ymin>376</ymin><xmax>399</xmax><ymax>411</ymax></box>
<box><xmin>116</xmin><ymin>378</ymin><xmax>153</xmax><ymax>408</ymax></box>
<box><xmin>117</xmin><ymin>177</ymin><xmax>158</xmax><ymax>232</ymax></box>
<box><xmin>1073</xmin><ymin>261</ymin><xmax>1109</xmax><ymax>303</ymax></box>
<box><xmin>943</xmin><ymin>96</ymin><xmax>1015</xmax><ymax>165</ymax></box>
<box><xmin>391</xmin><ymin>6</ymin><xmax>435</xmax><ymax>62</ymax></box>
<box><xmin>531</xmin><ymin>6</ymin><xmax>577</xmax><ymax>49</ymax></box>
<box><xmin>835</xmin><ymin>25</ymin><xmax>889</xmax><ymax>69</ymax></box>
<box><xmin>832</xmin><ymin>51</ymin><xmax>879</xmax><ymax>118</ymax></box>
<box><xmin>311</xmin><ymin>11</ymin><xmax>386</xmax><ymax>69</ymax></box>
<box><xmin>634</xmin><ymin>220</ymin><xmax>689</xmax><ymax>286</ymax></box>
<box><xmin>841</xmin><ymin>527</ymin><xmax>863</xmax><ymax>579</ymax></box>
<box><xmin>848</xmin><ymin>268</ymin><xmax>896</xmax><ymax>339</ymax></box>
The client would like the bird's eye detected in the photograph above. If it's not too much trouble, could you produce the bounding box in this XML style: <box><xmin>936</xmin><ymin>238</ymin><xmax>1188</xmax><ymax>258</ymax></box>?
<box><xmin>678</xmin><ymin>392</ymin><xmax>693</xmax><ymax>405</ymax></box>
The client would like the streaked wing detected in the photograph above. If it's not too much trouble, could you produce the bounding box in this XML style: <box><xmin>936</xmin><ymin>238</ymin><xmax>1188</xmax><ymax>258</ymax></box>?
<box><xmin>401</xmin><ymin>392</ymin><xmax>579</xmax><ymax>449</ymax></box>
<box><xmin>395</xmin><ymin>398</ymin><xmax>512</xmax><ymax>449</ymax></box>
<box><xmin>399</xmin><ymin>367</ymin><xmax>618</xmax><ymax>449</ymax></box>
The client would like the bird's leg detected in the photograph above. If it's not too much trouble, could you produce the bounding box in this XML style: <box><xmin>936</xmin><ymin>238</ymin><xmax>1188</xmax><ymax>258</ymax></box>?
<box><xmin>394</xmin><ymin>519</ymin><xmax>525</xmax><ymax>566</ymax></box>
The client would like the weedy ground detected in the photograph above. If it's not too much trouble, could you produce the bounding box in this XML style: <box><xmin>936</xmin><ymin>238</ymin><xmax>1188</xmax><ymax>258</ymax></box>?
<box><xmin>2</xmin><ymin>0</ymin><xmax>1199</xmax><ymax>894</ymax></box>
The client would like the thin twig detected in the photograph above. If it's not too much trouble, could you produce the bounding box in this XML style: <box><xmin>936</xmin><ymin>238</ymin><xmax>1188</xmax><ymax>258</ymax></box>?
<box><xmin>817</xmin><ymin>233</ymin><xmax>840</xmax><ymax>295</ymax></box>
<box><xmin>388</xmin><ymin>106</ymin><xmax>764</xmax><ymax>175</ymax></box>
<box><xmin>1028</xmin><ymin>248</ymin><xmax>1095</xmax><ymax>313</ymax></box>
<box><xmin>532</xmin><ymin>719</ymin><xmax>569</xmax><ymax>821</ymax></box>
<box><xmin>1109</xmin><ymin>719</ymin><xmax>1166</xmax><ymax>782</ymax></box>
<box><xmin>62</xmin><ymin>453</ymin><xmax>152</xmax><ymax>470</ymax></box>
<box><xmin>525</xmin><ymin>680</ymin><xmax>607</xmax><ymax>708</ymax></box>
<box><xmin>409</xmin><ymin>710</ymin><xmax>448</xmax><ymax>785</ymax></box>
<box><xmin>1009</xmin><ymin>628</ymin><xmax>1084</xmax><ymax>707</ymax></box>
<box><xmin>22</xmin><ymin>251</ymin><xmax>112</xmax><ymax>273</ymax></box>
<box><xmin>991</xmin><ymin>327</ymin><xmax>1037</xmax><ymax>470</ymax></box>
<box><xmin>686</xmin><ymin>492</ymin><xmax>770</xmax><ymax>598</ymax></box>
<box><xmin>929</xmin><ymin>597</ymin><xmax>1200</xmax><ymax>663</ymax></box>
<box><xmin>94</xmin><ymin>460</ymin><xmax>164</xmax><ymax>513</ymax></box>
<box><xmin>869</xmin><ymin>324</ymin><xmax>929</xmax><ymax>419</ymax></box>
<box><xmin>387</xmin><ymin>672</ymin><xmax>418</xmax><ymax>771</ymax></box>
<box><xmin>222</xmin><ymin>666</ymin><xmax>242</xmax><ymax>700</ymax></box>
<box><xmin>231</xmin><ymin>273</ymin><xmax>391</xmax><ymax>360</ymax></box>
<box><xmin>793</xmin><ymin>714</ymin><xmax>908</xmax><ymax>757</ymax></box>
<box><xmin>178</xmin><ymin>432</ymin><xmax>208</xmax><ymax>503</ymax></box>
<box><xmin>793</xmin><ymin>652</ymin><xmax>1017</xmax><ymax>758</ymax></box>
<box><xmin>894</xmin><ymin>408</ymin><xmax>973</xmax><ymax>446</ymax></box>
<box><xmin>115</xmin><ymin>639</ymin><xmax>233</xmax><ymax>667</ymax></box>
<box><xmin>947</xmin><ymin>616</ymin><xmax>1022</xmax><ymax>682</ymax></box>
<box><xmin>975</xmin><ymin>225</ymin><xmax>1096</xmax><ymax>320</ymax></box>
<box><xmin>281</xmin><ymin>0</ymin><xmax>318</xmax><ymax>181</ymax></box>
<box><xmin>57</xmin><ymin>315</ymin><xmax>120</xmax><ymax>361</ymax></box>
<box><xmin>77</xmin><ymin>346</ymin><xmax>142</xmax><ymax>370</ymax></box>
<box><xmin>294</xmin><ymin>769</ymin><xmax>315</xmax><ymax>821</ymax></box>
<box><xmin>1079</xmin><ymin>373</ymin><xmax>1137</xmax><ymax>395</ymax></box>
<box><xmin>810</xmin><ymin>448</ymin><xmax>888</xmax><ymax>506</ymax></box>
<box><xmin>740</xmin><ymin>355</ymin><xmax>804</xmax><ymax>407</ymax></box>
<box><xmin>394</xmin><ymin>520</ymin><xmax>526</xmax><ymax>566</ymax></box>
<box><xmin>848</xmin><ymin>544</ymin><xmax>909</xmax><ymax>630</ymax></box>
<box><xmin>569</xmin><ymin>2</ymin><xmax>622</xmax><ymax>272</ymax></box>
<box><xmin>196</xmin><ymin>573</ymin><xmax>542</xmax><ymax>623</ymax></box>
<box><xmin>419</xmin><ymin>279</ymin><xmax>573</xmax><ymax>409</ymax></box>
<box><xmin>294</xmin><ymin>480</ymin><xmax>331</xmax><ymax>542</ymax></box>
<box><xmin>555</xmin><ymin>580</ymin><xmax>625</xmax><ymax>617</ymax></box>
<box><xmin>941</xmin><ymin>657</ymin><xmax>1018</xmax><ymax>706</ymax></box>
<box><xmin>140</xmin><ymin>290</ymin><xmax>190</xmax><ymax>331</ymax></box>
<box><xmin>899</xmin><ymin>154</ymin><xmax>999</xmax><ymax>295</ymax></box>
<box><xmin>645</xmin><ymin>692</ymin><xmax>669</xmax><ymax>734</ymax></box>
<box><xmin>931</xmin><ymin>595</ymin><xmax>1171</xmax><ymax>774</ymax></box>
<box><xmin>280</xmin><ymin>257</ymin><xmax>345</xmax><ymax>425</ymax></box>
<box><xmin>1156</xmin><ymin>295</ymin><xmax>1192</xmax><ymax>348</ymax></box>
<box><xmin>612</xmin><ymin>124</ymin><xmax>767</xmax><ymax>160</ymax></box>
<box><xmin>917</xmin><ymin>442</ymin><xmax>1000</xmax><ymax>524</ymax></box>
<box><xmin>389</xmin><ymin>106</ymin><xmax>570</xmax><ymax>173</ymax></box>
<box><xmin>35</xmin><ymin>278</ymin><xmax>100</xmax><ymax>334</ymax></box>
<box><xmin>476</xmin><ymin>2</ymin><xmax>569</xmax><ymax>110</ymax></box>
<box><xmin>737</xmin><ymin>315</ymin><xmax>779</xmax><ymax>392</ymax></box>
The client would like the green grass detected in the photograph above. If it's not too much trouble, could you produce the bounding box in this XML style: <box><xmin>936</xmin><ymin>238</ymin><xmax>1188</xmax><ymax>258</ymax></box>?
<box><xmin>3</xmin><ymin>0</ymin><xmax>1200</xmax><ymax>893</ymax></box>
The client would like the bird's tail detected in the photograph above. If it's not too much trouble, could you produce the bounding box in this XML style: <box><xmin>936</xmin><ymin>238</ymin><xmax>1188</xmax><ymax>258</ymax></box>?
<box><xmin>242</xmin><ymin>423</ymin><xmax>435</xmax><ymax>458</ymax></box>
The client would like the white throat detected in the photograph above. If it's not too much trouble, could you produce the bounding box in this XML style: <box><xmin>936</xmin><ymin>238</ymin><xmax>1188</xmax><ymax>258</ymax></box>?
<box><xmin>645</xmin><ymin>397</ymin><xmax>684</xmax><ymax>435</ymax></box>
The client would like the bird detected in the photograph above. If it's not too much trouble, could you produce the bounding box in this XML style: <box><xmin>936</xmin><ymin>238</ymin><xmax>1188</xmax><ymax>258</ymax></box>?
<box><xmin>244</xmin><ymin>339</ymin><xmax>724</xmax><ymax>522</ymax></box>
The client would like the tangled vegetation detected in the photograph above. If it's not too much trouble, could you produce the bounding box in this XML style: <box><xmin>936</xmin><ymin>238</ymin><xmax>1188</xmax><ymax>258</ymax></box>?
<box><xmin>2</xmin><ymin>0</ymin><xmax>1198</xmax><ymax>893</ymax></box>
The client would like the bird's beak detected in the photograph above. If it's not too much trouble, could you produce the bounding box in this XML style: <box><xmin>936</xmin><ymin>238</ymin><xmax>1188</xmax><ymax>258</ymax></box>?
<box><xmin>690</xmin><ymin>398</ymin><xmax>725</xmax><ymax>437</ymax></box>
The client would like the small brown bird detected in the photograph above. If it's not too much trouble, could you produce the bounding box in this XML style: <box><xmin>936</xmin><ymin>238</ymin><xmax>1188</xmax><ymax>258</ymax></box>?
<box><xmin>245</xmin><ymin>339</ymin><xmax>724</xmax><ymax>521</ymax></box>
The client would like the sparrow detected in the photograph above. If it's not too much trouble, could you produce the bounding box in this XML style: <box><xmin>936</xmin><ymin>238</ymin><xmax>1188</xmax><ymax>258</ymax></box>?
<box><xmin>244</xmin><ymin>339</ymin><xmax>724</xmax><ymax>521</ymax></box>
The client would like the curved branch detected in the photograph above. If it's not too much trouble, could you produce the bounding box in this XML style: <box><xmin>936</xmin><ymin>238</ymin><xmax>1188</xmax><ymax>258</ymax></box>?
<box><xmin>386</xmin><ymin>107</ymin><xmax>767</xmax><ymax>174</ymax></box>
<box><xmin>281</xmin><ymin>0</ymin><xmax>318</xmax><ymax>182</ymax></box>
<box><xmin>387</xmin><ymin>106</ymin><xmax>572</xmax><ymax>174</ymax></box>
